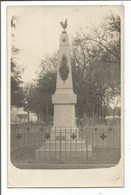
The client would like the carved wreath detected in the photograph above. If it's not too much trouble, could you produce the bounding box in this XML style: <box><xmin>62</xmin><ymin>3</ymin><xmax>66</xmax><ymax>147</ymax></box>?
<box><xmin>59</xmin><ymin>54</ymin><xmax>69</xmax><ymax>81</ymax></box>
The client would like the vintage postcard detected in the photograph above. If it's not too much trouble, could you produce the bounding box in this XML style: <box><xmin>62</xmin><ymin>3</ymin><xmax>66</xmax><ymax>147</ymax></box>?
<box><xmin>7</xmin><ymin>5</ymin><xmax>124</xmax><ymax>187</ymax></box>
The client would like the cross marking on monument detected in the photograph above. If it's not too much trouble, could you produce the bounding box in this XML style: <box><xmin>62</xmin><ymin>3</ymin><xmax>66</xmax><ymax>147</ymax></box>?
<box><xmin>71</xmin><ymin>133</ymin><xmax>77</xmax><ymax>140</ymax></box>
<box><xmin>100</xmin><ymin>133</ymin><xmax>106</xmax><ymax>140</ymax></box>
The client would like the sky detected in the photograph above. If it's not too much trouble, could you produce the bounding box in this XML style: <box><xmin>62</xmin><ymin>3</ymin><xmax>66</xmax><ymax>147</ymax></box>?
<box><xmin>8</xmin><ymin>5</ymin><xmax>122</xmax><ymax>83</ymax></box>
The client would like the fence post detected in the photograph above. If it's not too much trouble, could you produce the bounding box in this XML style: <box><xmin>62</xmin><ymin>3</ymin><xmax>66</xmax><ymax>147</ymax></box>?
<box><xmin>34</xmin><ymin>127</ymin><xmax>36</xmax><ymax>162</ymax></box>
<box><xmin>60</xmin><ymin>126</ymin><xmax>61</xmax><ymax>161</ymax></box>
<box><xmin>87</xmin><ymin>128</ymin><xmax>93</xmax><ymax>159</ymax></box>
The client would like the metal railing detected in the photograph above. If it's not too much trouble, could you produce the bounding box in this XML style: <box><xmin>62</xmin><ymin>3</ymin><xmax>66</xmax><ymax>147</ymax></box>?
<box><xmin>11</xmin><ymin>124</ymin><xmax>120</xmax><ymax>164</ymax></box>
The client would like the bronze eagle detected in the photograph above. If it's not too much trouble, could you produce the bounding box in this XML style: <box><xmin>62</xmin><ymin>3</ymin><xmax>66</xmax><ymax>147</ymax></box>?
<box><xmin>60</xmin><ymin>19</ymin><xmax>68</xmax><ymax>31</ymax></box>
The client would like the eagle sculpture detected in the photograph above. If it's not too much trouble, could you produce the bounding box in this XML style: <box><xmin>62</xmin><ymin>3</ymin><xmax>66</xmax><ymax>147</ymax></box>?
<box><xmin>60</xmin><ymin>19</ymin><xmax>68</xmax><ymax>31</ymax></box>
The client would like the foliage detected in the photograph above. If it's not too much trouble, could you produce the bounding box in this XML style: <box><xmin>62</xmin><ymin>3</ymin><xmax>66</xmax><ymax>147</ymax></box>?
<box><xmin>11</xmin><ymin>59</ymin><xmax>24</xmax><ymax>107</ymax></box>
<box><xmin>11</xmin><ymin>16</ymin><xmax>25</xmax><ymax>108</ymax></box>
<box><xmin>71</xmin><ymin>13</ymin><xmax>121</xmax><ymax>121</ymax></box>
<box><xmin>23</xmin><ymin>54</ymin><xmax>58</xmax><ymax>121</ymax></box>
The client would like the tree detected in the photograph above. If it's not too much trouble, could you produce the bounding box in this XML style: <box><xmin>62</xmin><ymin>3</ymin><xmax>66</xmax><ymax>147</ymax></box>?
<box><xmin>35</xmin><ymin>55</ymin><xmax>57</xmax><ymax>121</ymax></box>
<box><xmin>23</xmin><ymin>82</ymin><xmax>35</xmax><ymax>122</ymax></box>
<box><xmin>71</xmin><ymin>13</ymin><xmax>121</xmax><ymax>122</ymax></box>
<box><xmin>23</xmin><ymin>54</ymin><xmax>58</xmax><ymax>122</ymax></box>
<box><xmin>11</xmin><ymin>16</ymin><xmax>24</xmax><ymax>108</ymax></box>
<box><xmin>11</xmin><ymin>59</ymin><xmax>24</xmax><ymax>107</ymax></box>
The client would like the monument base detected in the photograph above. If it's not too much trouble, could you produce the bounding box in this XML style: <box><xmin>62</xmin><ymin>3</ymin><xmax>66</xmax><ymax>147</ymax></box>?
<box><xmin>35</xmin><ymin>127</ymin><xmax>87</xmax><ymax>162</ymax></box>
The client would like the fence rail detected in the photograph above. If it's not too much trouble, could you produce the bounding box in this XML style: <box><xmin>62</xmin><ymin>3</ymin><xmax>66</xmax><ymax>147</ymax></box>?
<box><xmin>11</xmin><ymin>124</ymin><xmax>120</xmax><ymax>164</ymax></box>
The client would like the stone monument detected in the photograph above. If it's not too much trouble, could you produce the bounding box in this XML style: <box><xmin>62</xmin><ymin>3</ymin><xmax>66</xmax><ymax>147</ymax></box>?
<box><xmin>35</xmin><ymin>20</ymin><xmax>87</xmax><ymax>162</ymax></box>
<box><xmin>52</xmin><ymin>19</ymin><xmax>76</xmax><ymax>128</ymax></box>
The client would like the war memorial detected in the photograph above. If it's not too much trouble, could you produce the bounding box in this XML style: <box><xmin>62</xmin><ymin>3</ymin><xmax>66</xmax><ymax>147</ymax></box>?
<box><xmin>35</xmin><ymin>20</ymin><xmax>87</xmax><ymax>162</ymax></box>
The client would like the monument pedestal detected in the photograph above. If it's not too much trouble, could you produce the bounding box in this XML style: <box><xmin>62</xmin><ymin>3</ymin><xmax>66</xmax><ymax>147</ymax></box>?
<box><xmin>52</xmin><ymin>89</ymin><xmax>77</xmax><ymax>127</ymax></box>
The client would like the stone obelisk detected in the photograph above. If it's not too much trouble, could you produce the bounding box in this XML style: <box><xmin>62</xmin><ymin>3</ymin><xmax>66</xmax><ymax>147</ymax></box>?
<box><xmin>52</xmin><ymin>21</ymin><xmax>76</xmax><ymax>128</ymax></box>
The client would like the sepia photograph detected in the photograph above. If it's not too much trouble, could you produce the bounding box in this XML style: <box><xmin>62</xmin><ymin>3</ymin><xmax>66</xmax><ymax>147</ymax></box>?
<box><xmin>7</xmin><ymin>5</ymin><xmax>124</xmax><ymax>187</ymax></box>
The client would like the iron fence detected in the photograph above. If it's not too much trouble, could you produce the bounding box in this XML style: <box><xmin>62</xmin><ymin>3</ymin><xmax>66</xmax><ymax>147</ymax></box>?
<box><xmin>11</xmin><ymin>124</ymin><xmax>120</xmax><ymax>164</ymax></box>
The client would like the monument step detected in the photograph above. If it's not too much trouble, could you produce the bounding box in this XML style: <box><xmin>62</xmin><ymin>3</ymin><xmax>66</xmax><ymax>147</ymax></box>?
<box><xmin>36</xmin><ymin>140</ymin><xmax>87</xmax><ymax>151</ymax></box>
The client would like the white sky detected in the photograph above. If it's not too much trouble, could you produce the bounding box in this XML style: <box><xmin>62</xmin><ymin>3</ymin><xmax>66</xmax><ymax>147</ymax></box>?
<box><xmin>8</xmin><ymin>5</ymin><xmax>122</xmax><ymax>83</ymax></box>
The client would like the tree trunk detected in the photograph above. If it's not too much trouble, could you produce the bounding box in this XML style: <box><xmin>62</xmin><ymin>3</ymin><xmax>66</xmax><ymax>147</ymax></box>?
<box><xmin>100</xmin><ymin>99</ymin><xmax>102</xmax><ymax>124</ymax></box>
<box><xmin>113</xmin><ymin>107</ymin><xmax>116</xmax><ymax>124</ymax></box>
<box><xmin>98</xmin><ymin>102</ymin><xmax>100</xmax><ymax>120</ymax></box>
<box><xmin>27</xmin><ymin>111</ymin><xmax>30</xmax><ymax>123</ymax></box>
<box><xmin>103</xmin><ymin>102</ymin><xmax>107</xmax><ymax>123</ymax></box>
<box><xmin>46</xmin><ymin>102</ymin><xmax>48</xmax><ymax>123</ymax></box>
<box><xmin>37</xmin><ymin>115</ymin><xmax>39</xmax><ymax>122</ymax></box>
